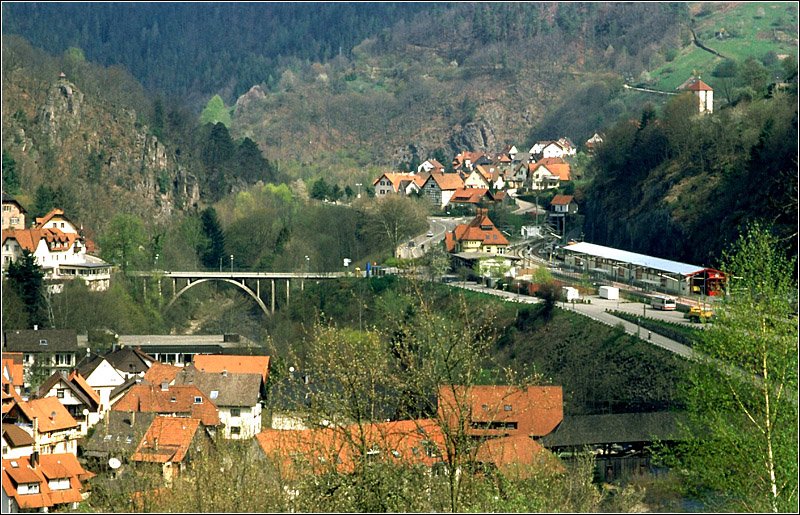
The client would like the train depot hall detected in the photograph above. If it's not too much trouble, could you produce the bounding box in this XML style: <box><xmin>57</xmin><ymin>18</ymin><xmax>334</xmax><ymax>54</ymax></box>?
<box><xmin>559</xmin><ymin>242</ymin><xmax>726</xmax><ymax>297</ymax></box>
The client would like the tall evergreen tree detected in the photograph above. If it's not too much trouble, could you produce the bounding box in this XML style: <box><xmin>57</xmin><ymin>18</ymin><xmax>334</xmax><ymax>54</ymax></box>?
<box><xmin>200</xmin><ymin>207</ymin><xmax>226</xmax><ymax>270</ymax></box>
<box><xmin>2</xmin><ymin>150</ymin><xmax>21</xmax><ymax>195</ymax></box>
<box><xmin>6</xmin><ymin>250</ymin><xmax>48</xmax><ymax>328</ymax></box>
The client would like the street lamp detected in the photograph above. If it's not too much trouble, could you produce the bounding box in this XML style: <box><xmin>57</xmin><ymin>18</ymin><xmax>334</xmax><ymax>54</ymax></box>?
<box><xmin>154</xmin><ymin>253</ymin><xmax>159</xmax><ymax>269</ymax></box>
<box><xmin>230</xmin><ymin>254</ymin><xmax>234</xmax><ymax>273</ymax></box>
<box><xmin>219</xmin><ymin>257</ymin><xmax>223</xmax><ymax>272</ymax></box>
<box><xmin>305</xmin><ymin>255</ymin><xmax>310</xmax><ymax>274</ymax></box>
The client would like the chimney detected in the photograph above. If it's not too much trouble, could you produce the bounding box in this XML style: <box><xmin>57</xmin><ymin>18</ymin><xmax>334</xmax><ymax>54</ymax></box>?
<box><xmin>31</xmin><ymin>451</ymin><xmax>39</xmax><ymax>469</ymax></box>
<box><xmin>222</xmin><ymin>370</ymin><xmax>228</xmax><ymax>378</ymax></box>
<box><xmin>153</xmin><ymin>437</ymin><xmax>159</xmax><ymax>451</ymax></box>
<box><xmin>50</xmin><ymin>410</ymin><xmax>57</xmax><ymax>421</ymax></box>
<box><xmin>34</xmin><ymin>325</ymin><xmax>39</xmax><ymax>331</ymax></box>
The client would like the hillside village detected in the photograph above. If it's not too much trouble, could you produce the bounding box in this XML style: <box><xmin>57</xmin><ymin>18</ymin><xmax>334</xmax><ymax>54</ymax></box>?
<box><xmin>2</xmin><ymin>324</ymin><xmax>579</xmax><ymax>511</ymax></box>
<box><xmin>1</xmin><ymin>134</ymin><xmax>726</xmax><ymax>513</ymax></box>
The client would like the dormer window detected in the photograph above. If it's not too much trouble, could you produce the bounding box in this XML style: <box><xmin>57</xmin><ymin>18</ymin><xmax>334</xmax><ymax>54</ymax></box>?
<box><xmin>194</xmin><ymin>396</ymin><xmax>202</xmax><ymax>404</ymax></box>
<box><xmin>503</xmin><ymin>405</ymin><xmax>513</xmax><ymax>412</ymax></box>
<box><xmin>39</xmin><ymin>339</ymin><xmax>48</xmax><ymax>346</ymax></box>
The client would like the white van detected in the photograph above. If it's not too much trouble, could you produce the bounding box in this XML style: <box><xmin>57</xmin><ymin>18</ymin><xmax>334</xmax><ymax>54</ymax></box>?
<box><xmin>650</xmin><ymin>295</ymin><xmax>677</xmax><ymax>310</ymax></box>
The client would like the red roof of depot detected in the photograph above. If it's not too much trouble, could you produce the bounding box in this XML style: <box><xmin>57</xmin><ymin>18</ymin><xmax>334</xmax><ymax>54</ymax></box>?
<box><xmin>437</xmin><ymin>385</ymin><xmax>563</xmax><ymax>438</ymax></box>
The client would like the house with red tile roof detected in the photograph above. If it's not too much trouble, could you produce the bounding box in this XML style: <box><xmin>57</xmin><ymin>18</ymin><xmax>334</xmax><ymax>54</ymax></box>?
<box><xmin>444</xmin><ymin>209</ymin><xmax>518</xmax><ymax>279</ymax></box>
<box><xmin>112</xmin><ymin>383</ymin><xmax>220</xmax><ymax>428</ymax></box>
<box><xmin>1</xmin><ymin>206</ymin><xmax>111</xmax><ymax>291</ymax></box>
<box><xmin>529</xmin><ymin>158</ymin><xmax>571</xmax><ymax>190</ymax></box>
<box><xmin>463</xmin><ymin>167</ymin><xmax>491</xmax><ymax>189</ymax></box>
<box><xmin>141</xmin><ymin>362</ymin><xmax>181</xmax><ymax>388</ymax></box>
<box><xmin>372</xmin><ymin>172</ymin><xmax>418</xmax><ymax>198</ymax></box>
<box><xmin>1</xmin><ymin>453</ymin><xmax>94</xmax><ymax>512</ymax></box>
<box><xmin>37</xmin><ymin>371</ymin><xmax>102</xmax><ymax>435</ymax></box>
<box><xmin>2</xmin><ymin>352</ymin><xmax>24</xmax><ymax>397</ymax></box>
<box><xmin>437</xmin><ymin>385</ymin><xmax>564</xmax><ymax>441</ymax></box>
<box><xmin>550</xmin><ymin>194</ymin><xmax>577</xmax><ymax>215</ymax></box>
<box><xmin>131</xmin><ymin>416</ymin><xmax>209</xmax><ymax>483</ymax></box>
<box><xmin>4</xmin><ymin>397</ymin><xmax>80</xmax><ymax>455</ymax></box>
<box><xmin>417</xmin><ymin>159</ymin><xmax>445</xmax><ymax>174</ymax></box>
<box><xmin>447</xmin><ymin>188</ymin><xmax>491</xmax><ymax>208</ymax></box>
<box><xmin>444</xmin><ymin>209</ymin><xmax>509</xmax><ymax>255</ymax></box>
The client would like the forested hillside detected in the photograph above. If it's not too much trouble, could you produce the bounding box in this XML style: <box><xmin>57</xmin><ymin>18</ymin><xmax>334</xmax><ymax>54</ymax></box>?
<box><xmin>0</xmin><ymin>2</ymin><xmax>430</xmax><ymax>106</ymax></box>
<box><xmin>583</xmin><ymin>88</ymin><xmax>798</xmax><ymax>266</ymax></box>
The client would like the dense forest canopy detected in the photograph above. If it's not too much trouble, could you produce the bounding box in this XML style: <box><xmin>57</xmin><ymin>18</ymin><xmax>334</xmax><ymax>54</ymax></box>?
<box><xmin>2</xmin><ymin>2</ymin><xmax>689</xmax><ymax>108</ymax></box>
<box><xmin>1</xmin><ymin>2</ymin><xmax>432</xmax><ymax>106</ymax></box>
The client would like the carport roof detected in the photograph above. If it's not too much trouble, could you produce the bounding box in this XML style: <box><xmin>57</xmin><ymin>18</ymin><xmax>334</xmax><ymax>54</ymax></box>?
<box><xmin>562</xmin><ymin>242</ymin><xmax>705</xmax><ymax>276</ymax></box>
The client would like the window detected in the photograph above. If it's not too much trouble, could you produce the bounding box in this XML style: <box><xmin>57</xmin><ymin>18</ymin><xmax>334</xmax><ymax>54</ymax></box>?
<box><xmin>19</xmin><ymin>482</ymin><xmax>40</xmax><ymax>495</ymax></box>
<box><xmin>54</xmin><ymin>354</ymin><xmax>72</xmax><ymax>366</ymax></box>
<box><xmin>230</xmin><ymin>426</ymin><xmax>240</xmax><ymax>436</ymax></box>
<box><xmin>49</xmin><ymin>478</ymin><xmax>70</xmax><ymax>491</ymax></box>
<box><xmin>194</xmin><ymin>396</ymin><xmax>202</xmax><ymax>404</ymax></box>
<box><xmin>57</xmin><ymin>389</ymin><xmax>66</xmax><ymax>399</ymax></box>
<box><xmin>230</xmin><ymin>408</ymin><xmax>241</xmax><ymax>417</ymax></box>
<box><xmin>24</xmin><ymin>354</ymin><xmax>33</xmax><ymax>364</ymax></box>
<box><xmin>504</xmin><ymin>404</ymin><xmax>512</xmax><ymax>411</ymax></box>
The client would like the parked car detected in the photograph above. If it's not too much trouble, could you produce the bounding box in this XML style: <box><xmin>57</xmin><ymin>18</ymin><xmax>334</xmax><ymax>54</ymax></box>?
<box><xmin>426</xmin><ymin>231</ymin><xmax>434</xmax><ymax>237</ymax></box>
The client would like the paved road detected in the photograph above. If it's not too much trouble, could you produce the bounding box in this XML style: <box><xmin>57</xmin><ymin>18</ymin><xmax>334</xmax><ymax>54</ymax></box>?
<box><xmin>560</xmin><ymin>297</ymin><xmax>696</xmax><ymax>359</ymax></box>
<box><xmin>397</xmin><ymin>217</ymin><xmax>467</xmax><ymax>259</ymax></box>
<box><xmin>448</xmin><ymin>280</ymin><xmax>697</xmax><ymax>360</ymax></box>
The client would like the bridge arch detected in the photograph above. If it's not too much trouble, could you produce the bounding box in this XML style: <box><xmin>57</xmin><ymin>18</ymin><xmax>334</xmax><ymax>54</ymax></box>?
<box><xmin>165</xmin><ymin>278</ymin><xmax>270</xmax><ymax>316</ymax></box>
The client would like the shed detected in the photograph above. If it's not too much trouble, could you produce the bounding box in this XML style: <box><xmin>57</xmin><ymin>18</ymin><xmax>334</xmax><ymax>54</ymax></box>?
<box><xmin>562</xmin><ymin>286</ymin><xmax>580</xmax><ymax>301</ymax></box>
<box><xmin>599</xmin><ymin>286</ymin><xmax>619</xmax><ymax>300</ymax></box>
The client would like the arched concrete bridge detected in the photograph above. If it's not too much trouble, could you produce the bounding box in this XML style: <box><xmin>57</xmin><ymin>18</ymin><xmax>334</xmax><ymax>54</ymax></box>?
<box><xmin>131</xmin><ymin>271</ymin><xmax>348</xmax><ymax>316</ymax></box>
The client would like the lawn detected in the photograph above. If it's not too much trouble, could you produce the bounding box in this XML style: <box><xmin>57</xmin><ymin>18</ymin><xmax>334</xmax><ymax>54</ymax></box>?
<box><xmin>650</xmin><ymin>2</ymin><xmax>798</xmax><ymax>91</ymax></box>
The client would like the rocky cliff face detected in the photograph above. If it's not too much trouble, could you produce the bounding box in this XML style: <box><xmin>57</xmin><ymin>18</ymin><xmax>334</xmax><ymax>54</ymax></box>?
<box><xmin>3</xmin><ymin>73</ymin><xmax>200</xmax><ymax>232</ymax></box>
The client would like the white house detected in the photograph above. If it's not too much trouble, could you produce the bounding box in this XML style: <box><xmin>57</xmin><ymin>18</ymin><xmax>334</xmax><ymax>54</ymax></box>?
<box><xmin>37</xmin><ymin>371</ymin><xmax>102</xmax><ymax>436</ymax></box>
<box><xmin>76</xmin><ymin>354</ymin><xmax>127</xmax><ymax>411</ymax></box>
<box><xmin>463</xmin><ymin>167</ymin><xmax>491</xmax><ymax>189</ymax></box>
<box><xmin>5</xmin><ymin>397</ymin><xmax>80</xmax><ymax>455</ymax></box>
<box><xmin>530</xmin><ymin>140</ymin><xmax>576</xmax><ymax>159</ymax></box>
<box><xmin>417</xmin><ymin>159</ymin><xmax>445</xmax><ymax>174</ymax></box>
<box><xmin>173</xmin><ymin>365</ymin><xmax>263</xmax><ymax>440</ymax></box>
<box><xmin>1</xmin><ymin>208</ymin><xmax>112</xmax><ymax>291</ymax></box>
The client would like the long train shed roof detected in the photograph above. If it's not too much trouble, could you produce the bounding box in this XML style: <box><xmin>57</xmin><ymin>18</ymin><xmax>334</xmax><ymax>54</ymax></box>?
<box><xmin>562</xmin><ymin>242</ymin><xmax>710</xmax><ymax>276</ymax></box>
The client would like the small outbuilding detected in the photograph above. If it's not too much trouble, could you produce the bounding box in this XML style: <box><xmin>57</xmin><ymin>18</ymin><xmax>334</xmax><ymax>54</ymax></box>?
<box><xmin>599</xmin><ymin>286</ymin><xmax>619</xmax><ymax>300</ymax></box>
